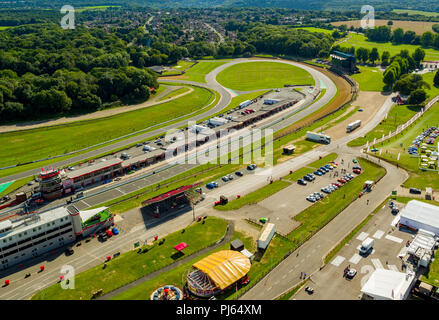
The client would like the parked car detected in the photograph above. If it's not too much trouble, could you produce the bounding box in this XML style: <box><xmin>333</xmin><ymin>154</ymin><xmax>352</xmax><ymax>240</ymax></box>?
<box><xmin>227</xmin><ymin>174</ymin><xmax>234</xmax><ymax>180</ymax></box>
<box><xmin>298</xmin><ymin>179</ymin><xmax>307</xmax><ymax>186</ymax></box>
<box><xmin>65</xmin><ymin>247</ymin><xmax>74</xmax><ymax>255</ymax></box>
<box><xmin>353</xmin><ymin>169</ymin><xmax>361</xmax><ymax>174</ymax></box>
<box><xmin>337</xmin><ymin>178</ymin><xmax>347</xmax><ymax>184</ymax></box>
<box><xmin>314</xmin><ymin>170</ymin><xmax>323</xmax><ymax>176</ymax></box>
<box><xmin>247</xmin><ymin>164</ymin><xmax>257</xmax><ymax>170</ymax></box>
<box><xmin>306</xmin><ymin>195</ymin><xmax>316</xmax><ymax>202</ymax></box>
<box><xmin>222</xmin><ymin>176</ymin><xmax>229</xmax><ymax>182</ymax></box>
<box><xmin>391</xmin><ymin>208</ymin><xmax>399</xmax><ymax>215</ymax></box>
<box><xmin>235</xmin><ymin>171</ymin><xmax>244</xmax><ymax>177</ymax></box>
<box><xmin>409</xmin><ymin>188</ymin><xmax>422</xmax><ymax>194</ymax></box>
<box><xmin>346</xmin><ymin>268</ymin><xmax>357</xmax><ymax>279</ymax></box>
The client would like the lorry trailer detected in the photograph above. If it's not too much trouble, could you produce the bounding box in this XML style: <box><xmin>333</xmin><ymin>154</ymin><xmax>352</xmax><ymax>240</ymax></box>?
<box><xmin>346</xmin><ymin>120</ymin><xmax>361</xmax><ymax>133</ymax></box>
<box><xmin>306</xmin><ymin>131</ymin><xmax>331</xmax><ymax>144</ymax></box>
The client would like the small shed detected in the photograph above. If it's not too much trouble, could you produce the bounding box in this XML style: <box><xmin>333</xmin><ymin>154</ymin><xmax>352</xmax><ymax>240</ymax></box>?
<box><xmin>283</xmin><ymin>145</ymin><xmax>296</xmax><ymax>155</ymax></box>
<box><xmin>230</xmin><ymin>239</ymin><xmax>244</xmax><ymax>252</ymax></box>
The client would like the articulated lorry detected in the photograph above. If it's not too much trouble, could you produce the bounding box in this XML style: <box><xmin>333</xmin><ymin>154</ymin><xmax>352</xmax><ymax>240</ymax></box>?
<box><xmin>306</xmin><ymin>131</ymin><xmax>331</xmax><ymax>144</ymax></box>
<box><xmin>346</xmin><ymin>120</ymin><xmax>361</xmax><ymax>133</ymax></box>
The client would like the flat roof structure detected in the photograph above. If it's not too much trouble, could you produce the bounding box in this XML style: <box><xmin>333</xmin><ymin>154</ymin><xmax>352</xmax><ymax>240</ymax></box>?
<box><xmin>141</xmin><ymin>184</ymin><xmax>197</xmax><ymax>206</ymax></box>
<box><xmin>361</xmin><ymin>269</ymin><xmax>416</xmax><ymax>300</ymax></box>
<box><xmin>400</xmin><ymin>200</ymin><xmax>439</xmax><ymax>235</ymax></box>
<box><xmin>66</xmin><ymin>158</ymin><xmax>122</xmax><ymax>179</ymax></box>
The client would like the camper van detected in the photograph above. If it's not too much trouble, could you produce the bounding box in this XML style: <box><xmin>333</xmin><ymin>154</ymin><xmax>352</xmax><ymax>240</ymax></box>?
<box><xmin>360</xmin><ymin>238</ymin><xmax>374</xmax><ymax>255</ymax></box>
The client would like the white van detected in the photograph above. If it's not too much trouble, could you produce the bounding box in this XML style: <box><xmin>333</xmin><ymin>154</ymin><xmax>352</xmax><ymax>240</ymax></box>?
<box><xmin>360</xmin><ymin>238</ymin><xmax>374</xmax><ymax>255</ymax></box>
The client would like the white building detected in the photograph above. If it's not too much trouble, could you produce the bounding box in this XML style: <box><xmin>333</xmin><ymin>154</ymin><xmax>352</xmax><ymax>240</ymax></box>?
<box><xmin>399</xmin><ymin>200</ymin><xmax>439</xmax><ymax>235</ymax></box>
<box><xmin>208</xmin><ymin>117</ymin><xmax>229</xmax><ymax>127</ymax></box>
<box><xmin>361</xmin><ymin>269</ymin><xmax>416</xmax><ymax>300</ymax></box>
<box><xmin>0</xmin><ymin>205</ymin><xmax>113</xmax><ymax>270</ymax></box>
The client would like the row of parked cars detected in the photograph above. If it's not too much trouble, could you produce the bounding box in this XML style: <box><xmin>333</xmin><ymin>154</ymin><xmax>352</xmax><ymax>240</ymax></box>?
<box><xmin>205</xmin><ymin>164</ymin><xmax>257</xmax><ymax>189</ymax></box>
<box><xmin>297</xmin><ymin>162</ymin><xmax>338</xmax><ymax>186</ymax></box>
<box><xmin>410</xmin><ymin>126</ymin><xmax>438</xmax><ymax>154</ymax></box>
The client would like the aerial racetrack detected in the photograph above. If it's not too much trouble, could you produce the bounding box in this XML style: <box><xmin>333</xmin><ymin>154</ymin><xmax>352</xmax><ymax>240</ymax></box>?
<box><xmin>0</xmin><ymin>84</ymin><xmax>215</xmax><ymax>171</ymax></box>
<box><xmin>215</xmin><ymin>61</ymin><xmax>315</xmax><ymax>91</ymax></box>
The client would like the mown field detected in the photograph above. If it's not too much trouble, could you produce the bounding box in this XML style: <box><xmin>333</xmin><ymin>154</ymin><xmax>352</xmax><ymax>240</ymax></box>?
<box><xmin>0</xmin><ymin>85</ymin><xmax>214</xmax><ymax>169</ymax></box>
<box><xmin>294</xmin><ymin>27</ymin><xmax>334</xmax><ymax>34</ymax></box>
<box><xmin>338</xmin><ymin>33</ymin><xmax>439</xmax><ymax>61</ymax></box>
<box><xmin>32</xmin><ymin>217</ymin><xmax>228</xmax><ymax>300</ymax></box>
<box><xmin>332</xmin><ymin>20</ymin><xmax>437</xmax><ymax>35</ymax></box>
<box><xmin>163</xmin><ymin>60</ymin><xmax>232</xmax><ymax>83</ymax></box>
<box><xmin>216</xmin><ymin>61</ymin><xmax>315</xmax><ymax>91</ymax></box>
<box><xmin>392</xmin><ymin>9</ymin><xmax>439</xmax><ymax>17</ymax></box>
<box><xmin>351</xmin><ymin>66</ymin><xmax>385</xmax><ymax>92</ymax></box>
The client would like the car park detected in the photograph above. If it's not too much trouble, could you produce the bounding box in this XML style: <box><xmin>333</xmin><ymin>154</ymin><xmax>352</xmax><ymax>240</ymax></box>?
<box><xmin>298</xmin><ymin>179</ymin><xmax>307</xmax><ymax>186</ymax></box>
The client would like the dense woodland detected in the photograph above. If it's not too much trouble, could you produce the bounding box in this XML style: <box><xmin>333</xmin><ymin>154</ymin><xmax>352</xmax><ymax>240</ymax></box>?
<box><xmin>0</xmin><ymin>24</ymin><xmax>158</xmax><ymax>121</ymax></box>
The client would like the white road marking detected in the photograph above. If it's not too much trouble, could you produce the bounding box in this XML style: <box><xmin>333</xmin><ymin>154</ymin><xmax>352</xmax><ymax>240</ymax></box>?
<box><xmin>385</xmin><ymin>235</ymin><xmax>403</xmax><ymax>243</ymax></box>
<box><xmin>115</xmin><ymin>188</ymin><xmax>126</xmax><ymax>195</ymax></box>
<box><xmin>371</xmin><ymin>258</ymin><xmax>384</xmax><ymax>269</ymax></box>
<box><xmin>331</xmin><ymin>256</ymin><xmax>345</xmax><ymax>267</ymax></box>
<box><xmin>267</xmin><ymin>286</ymin><xmax>272</xmax><ymax>291</ymax></box>
<box><xmin>356</xmin><ymin>232</ymin><xmax>369</xmax><ymax>241</ymax></box>
<box><xmin>349</xmin><ymin>253</ymin><xmax>362</xmax><ymax>265</ymax></box>
<box><xmin>388</xmin><ymin>265</ymin><xmax>399</xmax><ymax>272</ymax></box>
<box><xmin>372</xmin><ymin>230</ymin><xmax>385</xmax><ymax>239</ymax></box>
<box><xmin>282</xmin><ymin>274</ymin><xmax>287</xmax><ymax>279</ymax></box>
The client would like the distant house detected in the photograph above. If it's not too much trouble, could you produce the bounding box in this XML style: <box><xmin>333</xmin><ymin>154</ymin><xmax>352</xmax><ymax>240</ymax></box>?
<box><xmin>421</xmin><ymin>61</ymin><xmax>439</xmax><ymax>70</ymax></box>
<box><xmin>330</xmin><ymin>51</ymin><xmax>358</xmax><ymax>73</ymax></box>
<box><xmin>148</xmin><ymin>66</ymin><xmax>165</xmax><ymax>74</ymax></box>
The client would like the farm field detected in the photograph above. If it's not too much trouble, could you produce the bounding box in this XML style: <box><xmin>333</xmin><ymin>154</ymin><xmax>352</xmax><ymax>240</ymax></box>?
<box><xmin>332</xmin><ymin>19</ymin><xmax>437</xmax><ymax>35</ymax></box>
<box><xmin>32</xmin><ymin>217</ymin><xmax>228</xmax><ymax>300</ymax></box>
<box><xmin>76</xmin><ymin>5</ymin><xmax>121</xmax><ymax>12</ymax></box>
<box><xmin>338</xmin><ymin>33</ymin><xmax>439</xmax><ymax>61</ymax></box>
<box><xmin>368</xmin><ymin>102</ymin><xmax>439</xmax><ymax>189</ymax></box>
<box><xmin>351</xmin><ymin>66</ymin><xmax>385</xmax><ymax>92</ymax></box>
<box><xmin>392</xmin><ymin>9</ymin><xmax>439</xmax><ymax>17</ymax></box>
<box><xmin>0</xmin><ymin>85</ymin><xmax>214</xmax><ymax>169</ymax></box>
<box><xmin>216</xmin><ymin>61</ymin><xmax>315</xmax><ymax>91</ymax></box>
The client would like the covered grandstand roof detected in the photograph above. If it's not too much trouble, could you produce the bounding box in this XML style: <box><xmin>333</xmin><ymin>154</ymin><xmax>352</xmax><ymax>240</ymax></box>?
<box><xmin>66</xmin><ymin>158</ymin><xmax>122</xmax><ymax>179</ymax></box>
<box><xmin>193</xmin><ymin>250</ymin><xmax>251</xmax><ymax>290</ymax></box>
<box><xmin>141</xmin><ymin>184</ymin><xmax>198</xmax><ymax>205</ymax></box>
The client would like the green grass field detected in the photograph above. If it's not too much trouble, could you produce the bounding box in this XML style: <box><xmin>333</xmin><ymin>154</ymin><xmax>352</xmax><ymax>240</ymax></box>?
<box><xmin>348</xmin><ymin>104</ymin><xmax>422</xmax><ymax>147</ymax></box>
<box><xmin>178</xmin><ymin>60</ymin><xmax>232</xmax><ymax>83</ymax></box>
<box><xmin>392</xmin><ymin>9</ymin><xmax>439</xmax><ymax>17</ymax></box>
<box><xmin>214</xmin><ymin>180</ymin><xmax>292</xmax><ymax>211</ymax></box>
<box><xmin>295</xmin><ymin>27</ymin><xmax>335</xmax><ymax>34</ymax></box>
<box><xmin>32</xmin><ymin>217</ymin><xmax>228</xmax><ymax>300</ymax></box>
<box><xmin>352</xmin><ymin>66</ymin><xmax>385</xmax><ymax>92</ymax></box>
<box><xmin>216</xmin><ymin>62</ymin><xmax>315</xmax><ymax>91</ymax></box>
<box><xmin>76</xmin><ymin>5</ymin><xmax>120</xmax><ymax>12</ymax></box>
<box><xmin>158</xmin><ymin>87</ymin><xmax>191</xmax><ymax>101</ymax></box>
<box><xmin>0</xmin><ymin>85</ymin><xmax>213</xmax><ymax>169</ymax></box>
<box><xmin>340</xmin><ymin>33</ymin><xmax>439</xmax><ymax>61</ymax></box>
<box><xmin>421</xmin><ymin>248</ymin><xmax>439</xmax><ymax>286</ymax></box>
<box><xmin>368</xmin><ymin>102</ymin><xmax>439</xmax><ymax>189</ymax></box>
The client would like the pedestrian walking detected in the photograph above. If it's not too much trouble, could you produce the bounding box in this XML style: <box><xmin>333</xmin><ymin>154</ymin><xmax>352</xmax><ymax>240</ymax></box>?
<box><xmin>304</xmin><ymin>273</ymin><xmax>307</xmax><ymax>278</ymax></box>
<box><xmin>367</xmin><ymin>199</ymin><xmax>369</xmax><ymax>205</ymax></box>
<box><xmin>300</xmin><ymin>272</ymin><xmax>303</xmax><ymax>279</ymax></box>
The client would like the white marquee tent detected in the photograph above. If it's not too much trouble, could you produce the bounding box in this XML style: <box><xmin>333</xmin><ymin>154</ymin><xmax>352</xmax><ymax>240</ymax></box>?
<box><xmin>399</xmin><ymin>200</ymin><xmax>439</xmax><ymax>235</ymax></box>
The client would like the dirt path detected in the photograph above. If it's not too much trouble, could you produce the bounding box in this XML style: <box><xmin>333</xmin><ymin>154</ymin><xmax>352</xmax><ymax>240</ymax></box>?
<box><xmin>324</xmin><ymin>91</ymin><xmax>390</xmax><ymax>141</ymax></box>
<box><xmin>0</xmin><ymin>85</ymin><xmax>193</xmax><ymax>133</ymax></box>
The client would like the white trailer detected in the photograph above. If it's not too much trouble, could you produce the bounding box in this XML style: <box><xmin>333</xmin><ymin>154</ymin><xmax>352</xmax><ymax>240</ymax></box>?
<box><xmin>306</xmin><ymin>131</ymin><xmax>331</xmax><ymax>144</ymax></box>
<box><xmin>208</xmin><ymin>117</ymin><xmax>229</xmax><ymax>127</ymax></box>
<box><xmin>257</xmin><ymin>223</ymin><xmax>275</xmax><ymax>250</ymax></box>
<box><xmin>346</xmin><ymin>120</ymin><xmax>361</xmax><ymax>132</ymax></box>
<box><xmin>239</xmin><ymin>100</ymin><xmax>253</xmax><ymax>109</ymax></box>
<box><xmin>264</xmin><ymin>98</ymin><xmax>280</xmax><ymax>105</ymax></box>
